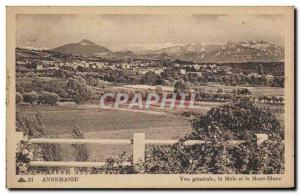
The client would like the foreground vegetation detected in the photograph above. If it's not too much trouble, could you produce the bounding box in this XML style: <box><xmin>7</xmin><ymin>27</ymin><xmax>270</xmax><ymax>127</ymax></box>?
<box><xmin>16</xmin><ymin>101</ymin><xmax>284</xmax><ymax>174</ymax></box>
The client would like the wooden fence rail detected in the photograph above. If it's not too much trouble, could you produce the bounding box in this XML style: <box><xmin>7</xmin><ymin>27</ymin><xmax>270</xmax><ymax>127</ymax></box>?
<box><xmin>16</xmin><ymin>132</ymin><xmax>269</xmax><ymax>174</ymax></box>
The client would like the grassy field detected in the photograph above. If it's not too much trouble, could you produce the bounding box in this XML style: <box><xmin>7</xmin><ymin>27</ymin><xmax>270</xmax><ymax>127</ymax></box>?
<box><xmin>195</xmin><ymin>83</ymin><xmax>284</xmax><ymax>96</ymax></box>
<box><xmin>18</xmin><ymin>105</ymin><xmax>192</xmax><ymax>161</ymax></box>
<box><xmin>17</xmin><ymin>96</ymin><xmax>284</xmax><ymax>162</ymax></box>
<box><xmin>120</xmin><ymin>83</ymin><xmax>284</xmax><ymax>97</ymax></box>
<box><xmin>18</xmin><ymin>105</ymin><xmax>191</xmax><ymax>138</ymax></box>
<box><xmin>123</xmin><ymin>85</ymin><xmax>174</xmax><ymax>92</ymax></box>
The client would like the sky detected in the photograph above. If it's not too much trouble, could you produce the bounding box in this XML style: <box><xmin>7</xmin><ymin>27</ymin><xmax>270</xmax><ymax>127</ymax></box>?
<box><xmin>16</xmin><ymin>14</ymin><xmax>284</xmax><ymax>51</ymax></box>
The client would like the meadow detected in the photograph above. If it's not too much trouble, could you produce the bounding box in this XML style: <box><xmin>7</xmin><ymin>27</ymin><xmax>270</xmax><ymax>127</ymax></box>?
<box><xmin>17</xmin><ymin>98</ymin><xmax>284</xmax><ymax>162</ymax></box>
<box><xmin>122</xmin><ymin>83</ymin><xmax>284</xmax><ymax>97</ymax></box>
<box><xmin>18</xmin><ymin>105</ymin><xmax>192</xmax><ymax>161</ymax></box>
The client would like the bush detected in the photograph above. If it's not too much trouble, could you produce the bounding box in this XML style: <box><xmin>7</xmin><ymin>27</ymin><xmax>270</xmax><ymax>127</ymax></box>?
<box><xmin>236</xmin><ymin>88</ymin><xmax>251</xmax><ymax>95</ymax></box>
<box><xmin>91</xmin><ymin>152</ymin><xmax>138</xmax><ymax>174</ymax></box>
<box><xmin>16</xmin><ymin>111</ymin><xmax>62</xmax><ymax>174</ymax></box>
<box><xmin>155</xmin><ymin>86</ymin><xmax>163</xmax><ymax>96</ymax></box>
<box><xmin>144</xmin><ymin>101</ymin><xmax>284</xmax><ymax>174</ymax></box>
<box><xmin>38</xmin><ymin>91</ymin><xmax>59</xmax><ymax>105</ymax></box>
<box><xmin>66</xmin><ymin>76</ymin><xmax>92</xmax><ymax>104</ymax></box>
<box><xmin>23</xmin><ymin>91</ymin><xmax>38</xmax><ymax>105</ymax></box>
<box><xmin>16</xmin><ymin>92</ymin><xmax>23</xmax><ymax>104</ymax></box>
<box><xmin>174</xmin><ymin>80</ymin><xmax>188</xmax><ymax>93</ymax></box>
<box><xmin>71</xmin><ymin>123</ymin><xmax>89</xmax><ymax>162</ymax></box>
<box><xmin>141</xmin><ymin>71</ymin><xmax>162</xmax><ymax>85</ymax></box>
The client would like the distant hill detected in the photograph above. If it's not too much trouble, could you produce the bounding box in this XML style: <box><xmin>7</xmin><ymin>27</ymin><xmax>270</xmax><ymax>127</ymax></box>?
<box><xmin>140</xmin><ymin>41</ymin><xmax>284</xmax><ymax>63</ymax></box>
<box><xmin>16</xmin><ymin>47</ymin><xmax>55</xmax><ymax>59</ymax></box>
<box><xmin>52</xmin><ymin>39</ymin><xmax>111</xmax><ymax>57</ymax></box>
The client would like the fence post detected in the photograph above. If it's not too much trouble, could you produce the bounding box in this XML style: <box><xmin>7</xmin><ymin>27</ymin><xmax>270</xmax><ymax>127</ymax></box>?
<box><xmin>133</xmin><ymin>133</ymin><xmax>145</xmax><ymax>164</ymax></box>
<box><xmin>69</xmin><ymin>167</ymin><xmax>75</xmax><ymax>175</ymax></box>
<box><xmin>255</xmin><ymin>134</ymin><xmax>268</xmax><ymax>145</ymax></box>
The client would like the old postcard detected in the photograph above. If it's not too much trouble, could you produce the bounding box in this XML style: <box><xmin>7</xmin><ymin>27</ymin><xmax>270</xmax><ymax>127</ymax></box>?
<box><xmin>6</xmin><ymin>6</ymin><xmax>294</xmax><ymax>188</ymax></box>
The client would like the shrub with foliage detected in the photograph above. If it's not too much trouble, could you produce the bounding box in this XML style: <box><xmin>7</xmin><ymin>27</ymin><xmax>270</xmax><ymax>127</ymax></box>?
<box><xmin>38</xmin><ymin>91</ymin><xmax>59</xmax><ymax>105</ymax></box>
<box><xmin>16</xmin><ymin>111</ymin><xmax>62</xmax><ymax>174</ymax></box>
<box><xmin>174</xmin><ymin>80</ymin><xmax>189</xmax><ymax>93</ymax></box>
<box><xmin>23</xmin><ymin>91</ymin><xmax>39</xmax><ymax>105</ymax></box>
<box><xmin>16</xmin><ymin>92</ymin><xmax>23</xmax><ymax>104</ymax></box>
<box><xmin>71</xmin><ymin>123</ymin><xmax>89</xmax><ymax>162</ymax></box>
<box><xmin>144</xmin><ymin>101</ymin><xmax>284</xmax><ymax>174</ymax></box>
<box><xmin>141</xmin><ymin>71</ymin><xmax>162</xmax><ymax>86</ymax></box>
<box><xmin>66</xmin><ymin>76</ymin><xmax>92</xmax><ymax>104</ymax></box>
<box><xmin>91</xmin><ymin>152</ymin><xmax>138</xmax><ymax>174</ymax></box>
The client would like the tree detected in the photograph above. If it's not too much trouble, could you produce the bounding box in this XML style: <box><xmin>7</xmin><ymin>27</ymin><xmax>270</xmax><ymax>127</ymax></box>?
<box><xmin>66</xmin><ymin>76</ymin><xmax>92</xmax><ymax>104</ymax></box>
<box><xmin>174</xmin><ymin>80</ymin><xmax>188</xmax><ymax>93</ymax></box>
<box><xmin>16</xmin><ymin>111</ymin><xmax>62</xmax><ymax>174</ymax></box>
<box><xmin>46</xmin><ymin>92</ymin><xmax>59</xmax><ymax>105</ymax></box>
<box><xmin>258</xmin><ymin>63</ymin><xmax>264</xmax><ymax>75</ymax></box>
<box><xmin>71</xmin><ymin>123</ymin><xmax>89</xmax><ymax>162</ymax></box>
<box><xmin>16</xmin><ymin>92</ymin><xmax>23</xmax><ymax>104</ymax></box>
<box><xmin>23</xmin><ymin>91</ymin><xmax>38</xmax><ymax>105</ymax></box>
<box><xmin>38</xmin><ymin>91</ymin><xmax>59</xmax><ymax>105</ymax></box>
<box><xmin>236</xmin><ymin>88</ymin><xmax>251</xmax><ymax>95</ymax></box>
<box><xmin>142</xmin><ymin>71</ymin><xmax>162</xmax><ymax>85</ymax></box>
<box><xmin>145</xmin><ymin>101</ymin><xmax>283</xmax><ymax>174</ymax></box>
<box><xmin>216</xmin><ymin>88</ymin><xmax>223</xmax><ymax>93</ymax></box>
<box><xmin>155</xmin><ymin>86</ymin><xmax>163</xmax><ymax>96</ymax></box>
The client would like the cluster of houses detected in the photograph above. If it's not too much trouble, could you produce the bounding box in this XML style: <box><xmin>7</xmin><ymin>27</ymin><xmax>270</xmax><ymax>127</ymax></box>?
<box><xmin>16</xmin><ymin>55</ymin><xmax>278</xmax><ymax>83</ymax></box>
<box><xmin>164</xmin><ymin>63</ymin><xmax>234</xmax><ymax>79</ymax></box>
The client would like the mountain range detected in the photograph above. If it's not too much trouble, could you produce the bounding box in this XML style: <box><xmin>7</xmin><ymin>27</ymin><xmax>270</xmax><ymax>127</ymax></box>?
<box><xmin>51</xmin><ymin>39</ymin><xmax>284</xmax><ymax>63</ymax></box>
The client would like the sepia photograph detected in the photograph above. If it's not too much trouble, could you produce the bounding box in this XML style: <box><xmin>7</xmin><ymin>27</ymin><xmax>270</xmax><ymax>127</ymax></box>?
<box><xmin>6</xmin><ymin>6</ymin><xmax>294</xmax><ymax>188</ymax></box>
